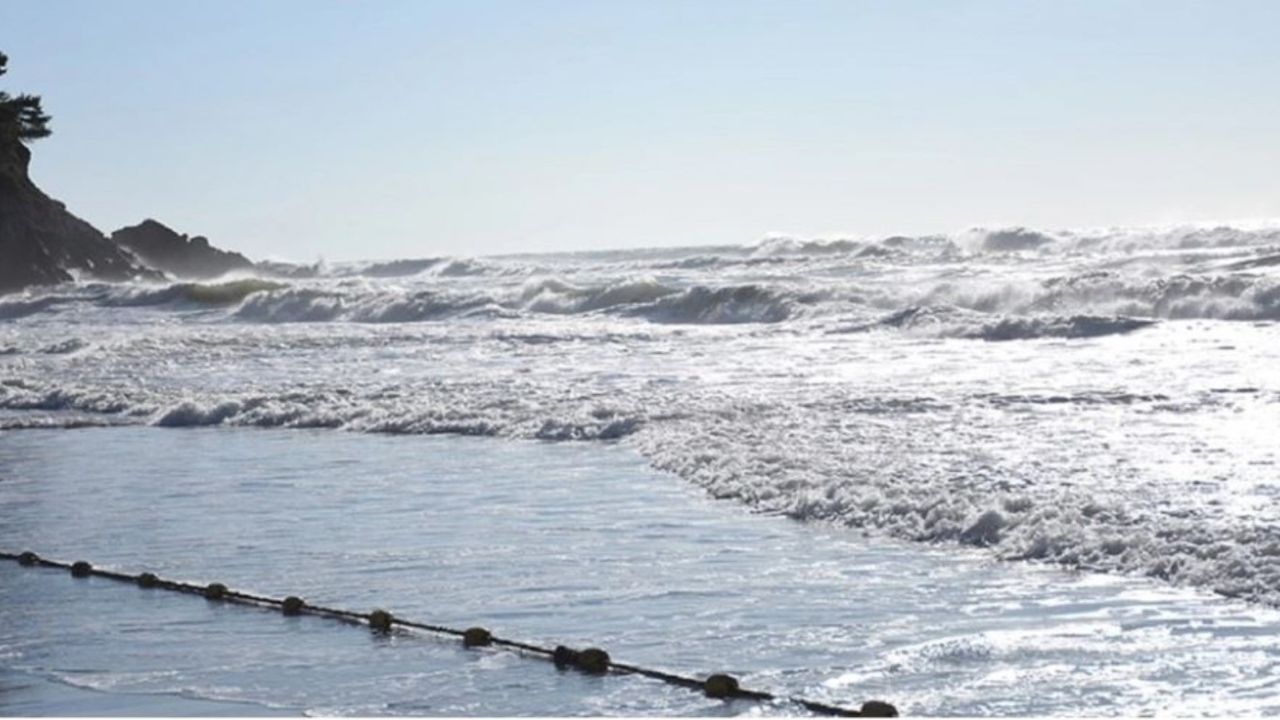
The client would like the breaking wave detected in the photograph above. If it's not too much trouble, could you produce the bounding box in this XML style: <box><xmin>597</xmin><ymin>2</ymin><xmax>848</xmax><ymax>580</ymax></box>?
<box><xmin>630</xmin><ymin>284</ymin><xmax>804</xmax><ymax>324</ymax></box>
<box><xmin>229</xmin><ymin>280</ymin><xmax>804</xmax><ymax>325</ymax></box>
<box><xmin>3</xmin><ymin>221</ymin><xmax>1280</xmax><ymax>331</ymax></box>
<box><xmin>834</xmin><ymin>306</ymin><xmax>1156</xmax><ymax>341</ymax></box>
<box><xmin>6</xmin><ymin>220</ymin><xmax>1280</xmax><ymax>608</ymax></box>
<box><xmin>0</xmin><ymin>294</ymin><xmax>71</xmax><ymax>320</ymax></box>
<box><xmin>4</xmin><ymin>369</ymin><xmax>1280</xmax><ymax>605</ymax></box>
<box><xmin>958</xmin><ymin>223</ymin><xmax>1280</xmax><ymax>254</ymax></box>
<box><xmin>919</xmin><ymin>273</ymin><xmax>1280</xmax><ymax>322</ymax></box>
<box><xmin>104</xmin><ymin>279</ymin><xmax>288</xmax><ymax>307</ymax></box>
<box><xmin>220</xmin><ymin>270</ymin><xmax>1280</xmax><ymax>329</ymax></box>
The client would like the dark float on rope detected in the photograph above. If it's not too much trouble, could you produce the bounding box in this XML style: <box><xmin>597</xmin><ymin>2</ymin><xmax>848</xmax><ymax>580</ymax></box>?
<box><xmin>575</xmin><ymin>648</ymin><xmax>611</xmax><ymax>675</ymax></box>
<box><xmin>859</xmin><ymin>700</ymin><xmax>900</xmax><ymax>717</ymax></box>
<box><xmin>0</xmin><ymin>550</ymin><xmax>897</xmax><ymax>717</ymax></box>
<box><xmin>551</xmin><ymin>645</ymin><xmax>611</xmax><ymax>675</ymax></box>
<box><xmin>552</xmin><ymin>645</ymin><xmax>577</xmax><ymax>669</ymax></box>
<box><xmin>368</xmin><ymin>608</ymin><xmax>394</xmax><ymax>632</ymax></box>
<box><xmin>704</xmin><ymin>673</ymin><xmax>740</xmax><ymax>698</ymax></box>
<box><xmin>463</xmin><ymin>627</ymin><xmax>492</xmax><ymax>647</ymax></box>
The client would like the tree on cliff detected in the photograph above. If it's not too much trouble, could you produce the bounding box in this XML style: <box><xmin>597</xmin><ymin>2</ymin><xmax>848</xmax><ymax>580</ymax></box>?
<box><xmin>0</xmin><ymin>49</ymin><xmax>152</xmax><ymax>295</ymax></box>
<box><xmin>0</xmin><ymin>51</ymin><xmax>53</xmax><ymax>143</ymax></box>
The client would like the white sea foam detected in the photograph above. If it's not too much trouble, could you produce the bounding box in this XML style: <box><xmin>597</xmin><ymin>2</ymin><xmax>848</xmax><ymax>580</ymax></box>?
<box><xmin>3</xmin><ymin>222</ymin><xmax>1280</xmax><ymax>605</ymax></box>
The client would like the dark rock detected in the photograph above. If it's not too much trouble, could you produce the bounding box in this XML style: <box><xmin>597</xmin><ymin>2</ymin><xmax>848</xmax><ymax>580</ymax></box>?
<box><xmin>111</xmin><ymin>219</ymin><xmax>252</xmax><ymax>279</ymax></box>
<box><xmin>0</xmin><ymin>138</ymin><xmax>157</xmax><ymax>294</ymax></box>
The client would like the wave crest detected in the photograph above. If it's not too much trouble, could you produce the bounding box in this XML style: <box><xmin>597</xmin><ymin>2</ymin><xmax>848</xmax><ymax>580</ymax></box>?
<box><xmin>834</xmin><ymin>306</ymin><xmax>1155</xmax><ymax>341</ymax></box>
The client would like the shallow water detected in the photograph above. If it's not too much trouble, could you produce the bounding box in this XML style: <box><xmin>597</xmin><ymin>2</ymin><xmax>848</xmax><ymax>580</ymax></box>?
<box><xmin>3</xmin><ymin>427</ymin><xmax>1280</xmax><ymax>716</ymax></box>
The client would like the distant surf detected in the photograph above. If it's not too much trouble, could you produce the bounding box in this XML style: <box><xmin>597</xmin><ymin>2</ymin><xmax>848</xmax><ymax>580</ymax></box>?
<box><xmin>3</xmin><ymin>222</ymin><xmax>1280</xmax><ymax>603</ymax></box>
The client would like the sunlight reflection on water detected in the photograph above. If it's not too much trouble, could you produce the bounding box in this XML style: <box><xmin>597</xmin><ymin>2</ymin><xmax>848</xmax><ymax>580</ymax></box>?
<box><xmin>2</xmin><ymin>427</ymin><xmax>1280</xmax><ymax>715</ymax></box>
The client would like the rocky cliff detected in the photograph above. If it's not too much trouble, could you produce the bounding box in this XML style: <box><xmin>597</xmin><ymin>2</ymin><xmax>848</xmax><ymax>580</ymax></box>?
<box><xmin>111</xmin><ymin>219</ymin><xmax>252</xmax><ymax>279</ymax></box>
<box><xmin>0</xmin><ymin>137</ymin><xmax>156</xmax><ymax>294</ymax></box>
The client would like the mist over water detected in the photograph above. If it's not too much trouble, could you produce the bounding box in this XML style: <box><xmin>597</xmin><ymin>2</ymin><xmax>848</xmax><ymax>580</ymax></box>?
<box><xmin>3</xmin><ymin>222</ymin><xmax>1280</xmax><ymax>609</ymax></box>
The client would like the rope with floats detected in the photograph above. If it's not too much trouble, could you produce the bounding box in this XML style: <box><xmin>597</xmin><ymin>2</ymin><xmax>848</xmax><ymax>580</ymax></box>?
<box><xmin>1</xmin><ymin>549</ymin><xmax>897</xmax><ymax>717</ymax></box>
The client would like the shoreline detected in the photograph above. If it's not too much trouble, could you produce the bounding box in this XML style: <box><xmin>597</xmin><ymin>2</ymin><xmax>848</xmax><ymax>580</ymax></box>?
<box><xmin>0</xmin><ymin>668</ymin><xmax>300</xmax><ymax>717</ymax></box>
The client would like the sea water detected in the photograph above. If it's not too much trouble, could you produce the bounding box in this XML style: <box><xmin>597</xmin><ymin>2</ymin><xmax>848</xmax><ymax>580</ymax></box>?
<box><xmin>4</xmin><ymin>427</ymin><xmax>1280</xmax><ymax>716</ymax></box>
<box><xmin>2</xmin><ymin>224</ymin><xmax>1280</xmax><ymax>714</ymax></box>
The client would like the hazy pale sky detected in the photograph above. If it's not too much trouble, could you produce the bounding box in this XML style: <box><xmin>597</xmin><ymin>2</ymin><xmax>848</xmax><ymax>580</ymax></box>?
<box><xmin>3</xmin><ymin>0</ymin><xmax>1278</xmax><ymax>260</ymax></box>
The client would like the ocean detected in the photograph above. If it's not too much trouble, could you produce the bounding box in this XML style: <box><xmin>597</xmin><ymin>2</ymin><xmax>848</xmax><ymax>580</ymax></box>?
<box><xmin>2</xmin><ymin>223</ymin><xmax>1280</xmax><ymax>715</ymax></box>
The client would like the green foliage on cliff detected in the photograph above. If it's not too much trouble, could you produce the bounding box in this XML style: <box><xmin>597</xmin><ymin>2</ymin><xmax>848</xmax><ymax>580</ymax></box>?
<box><xmin>0</xmin><ymin>51</ymin><xmax>53</xmax><ymax>143</ymax></box>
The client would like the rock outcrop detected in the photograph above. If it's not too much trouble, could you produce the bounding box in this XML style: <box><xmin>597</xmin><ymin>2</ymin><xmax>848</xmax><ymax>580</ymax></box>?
<box><xmin>0</xmin><ymin>137</ymin><xmax>156</xmax><ymax>294</ymax></box>
<box><xmin>111</xmin><ymin>219</ymin><xmax>252</xmax><ymax>280</ymax></box>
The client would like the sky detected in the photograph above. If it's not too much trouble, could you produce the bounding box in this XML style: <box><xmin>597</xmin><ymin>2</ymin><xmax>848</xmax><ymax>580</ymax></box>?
<box><xmin>2</xmin><ymin>0</ymin><xmax>1279</xmax><ymax>261</ymax></box>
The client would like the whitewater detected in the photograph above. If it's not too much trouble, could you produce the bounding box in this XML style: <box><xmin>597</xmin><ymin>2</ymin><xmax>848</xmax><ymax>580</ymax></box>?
<box><xmin>5</xmin><ymin>221</ymin><xmax>1280</xmax><ymax>713</ymax></box>
<box><xmin>3</xmin><ymin>223</ymin><xmax>1280</xmax><ymax>603</ymax></box>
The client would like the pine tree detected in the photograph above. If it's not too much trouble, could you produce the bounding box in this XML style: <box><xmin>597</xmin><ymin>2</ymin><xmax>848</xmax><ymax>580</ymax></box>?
<box><xmin>0</xmin><ymin>51</ymin><xmax>53</xmax><ymax>142</ymax></box>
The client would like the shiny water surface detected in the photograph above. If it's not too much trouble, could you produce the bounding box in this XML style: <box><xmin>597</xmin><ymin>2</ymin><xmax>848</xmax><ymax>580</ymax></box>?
<box><xmin>3</xmin><ymin>427</ymin><xmax>1279</xmax><ymax>716</ymax></box>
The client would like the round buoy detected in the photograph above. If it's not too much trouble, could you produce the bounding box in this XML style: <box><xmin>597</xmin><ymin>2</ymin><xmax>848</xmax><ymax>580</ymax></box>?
<box><xmin>368</xmin><ymin>608</ymin><xmax>394</xmax><ymax>632</ymax></box>
<box><xmin>282</xmin><ymin>596</ymin><xmax>306</xmax><ymax>615</ymax></box>
<box><xmin>703</xmin><ymin>674</ymin><xmax>740</xmax><ymax>699</ymax></box>
<box><xmin>575</xmin><ymin>647</ymin><xmax>610</xmax><ymax>675</ymax></box>
<box><xmin>17</xmin><ymin>551</ymin><xmax>38</xmax><ymax>566</ymax></box>
<box><xmin>204</xmin><ymin>582</ymin><xmax>228</xmax><ymax>600</ymax></box>
<box><xmin>136</xmin><ymin>572</ymin><xmax>159</xmax><ymax>588</ymax></box>
<box><xmin>552</xmin><ymin>645</ymin><xmax>578</xmax><ymax>669</ymax></box>
<box><xmin>463</xmin><ymin>627</ymin><xmax>492</xmax><ymax>647</ymax></box>
<box><xmin>859</xmin><ymin>700</ymin><xmax>899</xmax><ymax>717</ymax></box>
<box><xmin>70</xmin><ymin>561</ymin><xmax>92</xmax><ymax>578</ymax></box>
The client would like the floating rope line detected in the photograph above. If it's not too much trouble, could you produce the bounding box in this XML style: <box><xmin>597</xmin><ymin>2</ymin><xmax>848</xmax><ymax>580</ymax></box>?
<box><xmin>1</xmin><ymin>550</ymin><xmax>898</xmax><ymax>717</ymax></box>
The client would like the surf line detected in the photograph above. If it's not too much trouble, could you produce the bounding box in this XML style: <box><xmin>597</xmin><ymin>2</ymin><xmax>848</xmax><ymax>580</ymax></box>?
<box><xmin>1</xmin><ymin>550</ymin><xmax>897</xmax><ymax>717</ymax></box>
